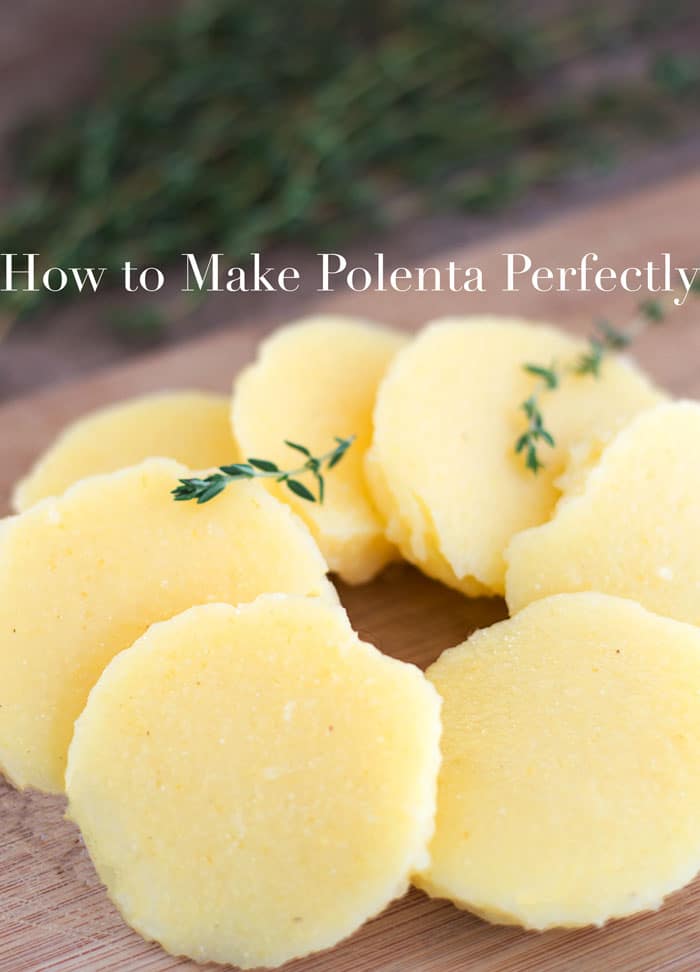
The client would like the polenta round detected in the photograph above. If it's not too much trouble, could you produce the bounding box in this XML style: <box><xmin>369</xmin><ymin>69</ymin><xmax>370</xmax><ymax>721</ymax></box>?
<box><xmin>66</xmin><ymin>596</ymin><xmax>441</xmax><ymax>969</ymax></box>
<box><xmin>232</xmin><ymin>316</ymin><xmax>405</xmax><ymax>584</ymax></box>
<box><xmin>13</xmin><ymin>391</ymin><xmax>238</xmax><ymax>512</ymax></box>
<box><xmin>366</xmin><ymin>316</ymin><xmax>663</xmax><ymax>595</ymax></box>
<box><xmin>416</xmin><ymin>593</ymin><xmax>700</xmax><ymax>929</ymax></box>
<box><xmin>507</xmin><ymin>400</ymin><xmax>700</xmax><ymax>625</ymax></box>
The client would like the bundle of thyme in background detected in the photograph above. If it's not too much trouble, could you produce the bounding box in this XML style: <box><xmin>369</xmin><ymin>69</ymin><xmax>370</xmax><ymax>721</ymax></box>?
<box><xmin>1</xmin><ymin>0</ymin><xmax>699</xmax><ymax>335</ymax></box>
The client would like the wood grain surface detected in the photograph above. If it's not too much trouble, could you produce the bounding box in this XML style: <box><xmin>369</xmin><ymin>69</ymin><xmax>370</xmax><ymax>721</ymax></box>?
<box><xmin>1</xmin><ymin>170</ymin><xmax>700</xmax><ymax>971</ymax></box>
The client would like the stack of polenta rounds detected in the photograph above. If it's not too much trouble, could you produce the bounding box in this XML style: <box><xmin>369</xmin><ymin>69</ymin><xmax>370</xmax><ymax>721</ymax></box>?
<box><xmin>3</xmin><ymin>314</ymin><xmax>700</xmax><ymax>968</ymax></box>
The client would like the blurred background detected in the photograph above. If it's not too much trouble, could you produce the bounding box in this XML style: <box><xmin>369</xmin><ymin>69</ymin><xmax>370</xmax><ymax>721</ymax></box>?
<box><xmin>0</xmin><ymin>0</ymin><xmax>699</xmax><ymax>401</ymax></box>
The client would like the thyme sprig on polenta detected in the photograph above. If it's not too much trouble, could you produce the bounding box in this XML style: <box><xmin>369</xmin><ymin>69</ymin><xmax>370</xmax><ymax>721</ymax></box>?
<box><xmin>173</xmin><ymin>436</ymin><xmax>356</xmax><ymax>505</ymax></box>
<box><xmin>516</xmin><ymin>300</ymin><xmax>674</xmax><ymax>473</ymax></box>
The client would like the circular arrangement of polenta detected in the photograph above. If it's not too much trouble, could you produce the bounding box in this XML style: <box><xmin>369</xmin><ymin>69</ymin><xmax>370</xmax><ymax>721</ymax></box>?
<box><xmin>66</xmin><ymin>596</ymin><xmax>441</xmax><ymax>970</ymax></box>
<box><xmin>3</xmin><ymin>312</ymin><xmax>700</xmax><ymax>969</ymax></box>
<box><xmin>416</xmin><ymin>594</ymin><xmax>700</xmax><ymax>929</ymax></box>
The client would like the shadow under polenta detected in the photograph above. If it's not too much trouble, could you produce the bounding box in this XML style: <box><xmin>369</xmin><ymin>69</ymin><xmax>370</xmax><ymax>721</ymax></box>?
<box><xmin>335</xmin><ymin>562</ymin><xmax>508</xmax><ymax>671</ymax></box>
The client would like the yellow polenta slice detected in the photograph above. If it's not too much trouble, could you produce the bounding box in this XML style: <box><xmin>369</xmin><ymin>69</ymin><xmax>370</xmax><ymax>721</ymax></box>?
<box><xmin>66</xmin><ymin>595</ymin><xmax>441</xmax><ymax>969</ymax></box>
<box><xmin>365</xmin><ymin>317</ymin><xmax>663</xmax><ymax>596</ymax></box>
<box><xmin>0</xmin><ymin>459</ymin><xmax>333</xmax><ymax>794</ymax></box>
<box><xmin>506</xmin><ymin>401</ymin><xmax>700</xmax><ymax>624</ymax></box>
<box><xmin>13</xmin><ymin>391</ymin><xmax>238</xmax><ymax>512</ymax></box>
<box><xmin>416</xmin><ymin>593</ymin><xmax>700</xmax><ymax>929</ymax></box>
<box><xmin>232</xmin><ymin>316</ymin><xmax>406</xmax><ymax>584</ymax></box>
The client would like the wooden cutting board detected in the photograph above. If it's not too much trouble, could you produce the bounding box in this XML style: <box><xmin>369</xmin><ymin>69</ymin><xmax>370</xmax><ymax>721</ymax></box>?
<box><xmin>2</xmin><ymin>170</ymin><xmax>700</xmax><ymax>972</ymax></box>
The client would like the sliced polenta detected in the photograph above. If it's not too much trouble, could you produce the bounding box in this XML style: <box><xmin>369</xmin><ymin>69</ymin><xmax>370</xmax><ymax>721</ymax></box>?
<box><xmin>365</xmin><ymin>317</ymin><xmax>663</xmax><ymax>596</ymax></box>
<box><xmin>13</xmin><ymin>391</ymin><xmax>238</xmax><ymax>512</ymax></box>
<box><xmin>416</xmin><ymin>593</ymin><xmax>700</xmax><ymax>929</ymax></box>
<box><xmin>66</xmin><ymin>596</ymin><xmax>441</xmax><ymax>969</ymax></box>
<box><xmin>506</xmin><ymin>401</ymin><xmax>700</xmax><ymax>624</ymax></box>
<box><xmin>0</xmin><ymin>459</ymin><xmax>333</xmax><ymax>794</ymax></box>
<box><xmin>232</xmin><ymin>316</ymin><xmax>406</xmax><ymax>584</ymax></box>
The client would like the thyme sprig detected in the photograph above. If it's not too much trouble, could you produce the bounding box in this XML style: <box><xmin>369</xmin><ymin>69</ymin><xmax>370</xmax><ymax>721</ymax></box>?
<box><xmin>172</xmin><ymin>436</ymin><xmax>356</xmax><ymax>505</ymax></box>
<box><xmin>515</xmin><ymin>296</ymin><xmax>681</xmax><ymax>473</ymax></box>
<box><xmin>516</xmin><ymin>394</ymin><xmax>556</xmax><ymax>474</ymax></box>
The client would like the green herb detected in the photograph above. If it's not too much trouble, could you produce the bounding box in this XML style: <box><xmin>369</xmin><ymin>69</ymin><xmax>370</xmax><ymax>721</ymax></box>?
<box><xmin>639</xmin><ymin>298</ymin><xmax>666</xmax><ymax>323</ymax></box>
<box><xmin>523</xmin><ymin>363</ymin><xmax>559</xmax><ymax>389</ymax></box>
<box><xmin>1</xmin><ymin>0</ymin><xmax>698</xmax><ymax>335</ymax></box>
<box><xmin>514</xmin><ymin>293</ymin><xmax>687</xmax><ymax>473</ymax></box>
<box><xmin>594</xmin><ymin>319</ymin><xmax>631</xmax><ymax>350</ymax></box>
<box><xmin>515</xmin><ymin>395</ymin><xmax>555</xmax><ymax>474</ymax></box>
<box><xmin>172</xmin><ymin>435</ymin><xmax>356</xmax><ymax>505</ymax></box>
<box><xmin>574</xmin><ymin>337</ymin><xmax>606</xmax><ymax>377</ymax></box>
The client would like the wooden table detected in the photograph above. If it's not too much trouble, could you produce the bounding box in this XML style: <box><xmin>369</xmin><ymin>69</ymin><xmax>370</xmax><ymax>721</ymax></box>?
<box><xmin>1</xmin><ymin>170</ymin><xmax>700</xmax><ymax>971</ymax></box>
